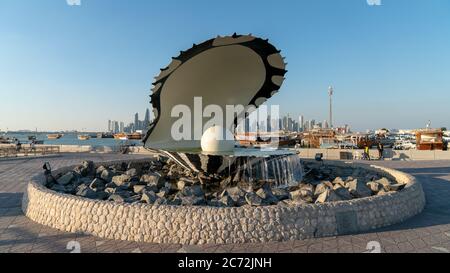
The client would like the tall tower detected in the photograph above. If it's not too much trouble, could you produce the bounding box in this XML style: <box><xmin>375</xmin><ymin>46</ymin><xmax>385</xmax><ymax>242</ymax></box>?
<box><xmin>134</xmin><ymin>113</ymin><xmax>139</xmax><ymax>131</ymax></box>
<box><xmin>328</xmin><ymin>86</ymin><xmax>334</xmax><ymax>128</ymax></box>
<box><xmin>144</xmin><ymin>108</ymin><xmax>150</xmax><ymax>127</ymax></box>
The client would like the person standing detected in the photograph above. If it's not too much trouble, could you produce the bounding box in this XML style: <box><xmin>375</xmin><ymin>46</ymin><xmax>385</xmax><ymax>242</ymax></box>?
<box><xmin>377</xmin><ymin>142</ymin><xmax>384</xmax><ymax>160</ymax></box>
<box><xmin>364</xmin><ymin>144</ymin><xmax>371</xmax><ymax>161</ymax></box>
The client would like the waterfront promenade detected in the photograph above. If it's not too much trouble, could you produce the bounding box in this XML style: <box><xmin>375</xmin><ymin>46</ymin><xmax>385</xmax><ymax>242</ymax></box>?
<box><xmin>1</xmin><ymin>153</ymin><xmax>450</xmax><ymax>253</ymax></box>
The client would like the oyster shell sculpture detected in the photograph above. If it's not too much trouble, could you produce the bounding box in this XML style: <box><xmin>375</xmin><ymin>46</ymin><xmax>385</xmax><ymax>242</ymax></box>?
<box><xmin>143</xmin><ymin>34</ymin><xmax>287</xmax><ymax>151</ymax></box>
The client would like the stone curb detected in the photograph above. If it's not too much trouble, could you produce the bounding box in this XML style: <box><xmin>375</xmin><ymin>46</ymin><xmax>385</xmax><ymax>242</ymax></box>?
<box><xmin>22</xmin><ymin>159</ymin><xmax>426</xmax><ymax>244</ymax></box>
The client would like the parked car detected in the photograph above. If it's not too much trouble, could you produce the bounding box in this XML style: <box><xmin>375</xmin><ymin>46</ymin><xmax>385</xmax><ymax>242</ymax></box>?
<box><xmin>394</xmin><ymin>141</ymin><xmax>416</xmax><ymax>150</ymax></box>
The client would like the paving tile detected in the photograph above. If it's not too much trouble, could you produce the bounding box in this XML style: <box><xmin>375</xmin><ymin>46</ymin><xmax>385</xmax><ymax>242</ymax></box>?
<box><xmin>397</xmin><ymin>242</ymin><xmax>415</xmax><ymax>252</ymax></box>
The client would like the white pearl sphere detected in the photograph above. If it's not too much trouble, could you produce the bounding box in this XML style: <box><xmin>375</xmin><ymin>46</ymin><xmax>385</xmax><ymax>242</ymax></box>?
<box><xmin>201</xmin><ymin>126</ymin><xmax>235</xmax><ymax>152</ymax></box>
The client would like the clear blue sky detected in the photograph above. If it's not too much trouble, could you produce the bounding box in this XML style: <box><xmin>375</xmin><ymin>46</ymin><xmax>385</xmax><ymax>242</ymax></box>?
<box><xmin>1</xmin><ymin>0</ymin><xmax>449</xmax><ymax>132</ymax></box>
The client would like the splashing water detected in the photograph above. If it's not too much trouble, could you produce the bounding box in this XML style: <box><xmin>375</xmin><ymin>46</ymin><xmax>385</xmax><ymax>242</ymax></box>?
<box><xmin>235</xmin><ymin>154</ymin><xmax>304</xmax><ymax>188</ymax></box>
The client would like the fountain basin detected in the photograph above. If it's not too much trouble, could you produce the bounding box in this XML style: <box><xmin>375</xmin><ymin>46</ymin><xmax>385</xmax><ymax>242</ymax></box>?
<box><xmin>22</xmin><ymin>158</ymin><xmax>425</xmax><ymax>244</ymax></box>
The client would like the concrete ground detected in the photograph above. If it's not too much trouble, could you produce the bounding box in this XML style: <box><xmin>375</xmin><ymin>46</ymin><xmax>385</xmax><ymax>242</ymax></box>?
<box><xmin>1</xmin><ymin>153</ymin><xmax>450</xmax><ymax>253</ymax></box>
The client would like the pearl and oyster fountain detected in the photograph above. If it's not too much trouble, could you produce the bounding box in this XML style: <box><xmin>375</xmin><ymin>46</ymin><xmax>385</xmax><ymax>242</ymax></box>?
<box><xmin>22</xmin><ymin>34</ymin><xmax>425</xmax><ymax>244</ymax></box>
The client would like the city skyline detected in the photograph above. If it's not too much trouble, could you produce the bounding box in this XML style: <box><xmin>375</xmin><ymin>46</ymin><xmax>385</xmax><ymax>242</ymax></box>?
<box><xmin>1</xmin><ymin>1</ymin><xmax>450</xmax><ymax>132</ymax></box>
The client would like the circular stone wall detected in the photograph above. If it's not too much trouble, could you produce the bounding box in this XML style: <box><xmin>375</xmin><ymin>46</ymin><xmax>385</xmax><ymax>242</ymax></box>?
<box><xmin>22</xmin><ymin>159</ymin><xmax>426</xmax><ymax>244</ymax></box>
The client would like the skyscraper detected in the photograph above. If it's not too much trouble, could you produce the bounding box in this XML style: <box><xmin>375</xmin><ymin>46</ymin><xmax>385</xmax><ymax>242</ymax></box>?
<box><xmin>113</xmin><ymin>121</ymin><xmax>119</xmax><ymax>133</ymax></box>
<box><xmin>299</xmin><ymin>115</ymin><xmax>304</xmax><ymax>132</ymax></box>
<box><xmin>134</xmin><ymin>113</ymin><xmax>139</xmax><ymax>131</ymax></box>
<box><xmin>108</xmin><ymin>120</ymin><xmax>111</xmax><ymax>132</ymax></box>
<box><xmin>144</xmin><ymin>108</ymin><xmax>150</xmax><ymax>128</ymax></box>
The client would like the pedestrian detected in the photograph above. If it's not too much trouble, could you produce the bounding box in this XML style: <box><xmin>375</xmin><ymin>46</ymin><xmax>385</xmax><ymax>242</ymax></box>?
<box><xmin>15</xmin><ymin>139</ymin><xmax>21</xmax><ymax>152</ymax></box>
<box><xmin>30</xmin><ymin>140</ymin><xmax>36</xmax><ymax>153</ymax></box>
<box><xmin>364</xmin><ymin>144</ymin><xmax>371</xmax><ymax>161</ymax></box>
<box><xmin>377</xmin><ymin>142</ymin><xmax>384</xmax><ymax>160</ymax></box>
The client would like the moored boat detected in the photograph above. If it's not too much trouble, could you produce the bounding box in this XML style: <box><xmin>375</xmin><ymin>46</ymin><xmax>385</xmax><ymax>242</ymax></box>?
<box><xmin>47</xmin><ymin>133</ymin><xmax>63</xmax><ymax>140</ymax></box>
<box><xmin>113</xmin><ymin>133</ymin><xmax>128</xmax><ymax>140</ymax></box>
<box><xmin>77</xmin><ymin>134</ymin><xmax>90</xmax><ymax>140</ymax></box>
<box><xmin>127</xmin><ymin>132</ymin><xmax>142</xmax><ymax>140</ymax></box>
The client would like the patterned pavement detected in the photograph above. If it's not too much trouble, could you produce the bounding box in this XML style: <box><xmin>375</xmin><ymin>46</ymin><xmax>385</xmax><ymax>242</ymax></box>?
<box><xmin>1</xmin><ymin>153</ymin><xmax>450</xmax><ymax>253</ymax></box>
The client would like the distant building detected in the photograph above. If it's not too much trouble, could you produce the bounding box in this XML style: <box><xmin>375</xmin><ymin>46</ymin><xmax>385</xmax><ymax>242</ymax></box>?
<box><xmin>113</xmin><ymin>121</ymin><xmax>119</xmax><ymax>134</ymax></box>
<box><xmin>144</xmin><ymin>108</ymin><xmax>150</xmax><ymax>128</ymax></box>
<box><xmin>299</xmin><ymin>115</ymin><xmax>304</xmax><ymax>132</ymax></box>
<box><xmin>134</xmin><ymin>113</ymin><xmax>139</xmax><ymax>130</ymax></box>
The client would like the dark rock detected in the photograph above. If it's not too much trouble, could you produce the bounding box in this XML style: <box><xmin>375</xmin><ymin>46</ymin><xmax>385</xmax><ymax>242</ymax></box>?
<box><xmin>256</xmin><ymin>187</ymin><xmax>278</xmax><ymax>205</ymax></box>
<box><xmin>96</xmin><ymin>191</ymin><xmax>109</xmax><ymax>200</ymax></box>
<box><xmin>220</xmin><ymin>177</ymin><xmax>232</xmax><ymax>188</ymax></box>
<box><xmin>179</xmin><ymin>177</ymin><xmax>198</xmax><ymax>184</ymax></box>
<box><xmin>57</xmin><ymin>172</ymin><xmax>75</xmax><ymax>186</ymax></box>
<box><xmin>96</xmin><ymin>165</ymin><xmax>107</xmax><ymax>176</ymax></box>
<box><xmin>315</xmin><ymin>189</ymin><xmax>343</xmax><ymax>203</ymax></box>
<box><xmin>104</xmin><ymin>182</ymin><xmax>117</xmax><ymax>191</ymax></box>
<box><xmin>190</xmin><ymin>185</ymin><xmax>204</xmax><ymax>197</ymax></box>
<box><xmin>344</xmin><ymin>176</ymin><xmax>355</xmax><ymax>182</ymax></box>
<box><xmin>387</xmin><ymin>183</ymin><xmax>405</xmax><ymax>191</ymax></box>
<box><xmin>76</xmin><ymin>184</ymin><xmax>98</xmax><ymax>199</ymax></box>
<box><xmin>225</xmin><ymin>187</ymin><xmax>246</xmax><ymax>205</ymax></box>
<box><xmin>169</xmin><ymin>196</ymin><xmax>182</xmax><ymax>205</ymax></box>
<box><xmin>333</xmin><ymin>185</ymin><xmax>353</xmax><ymax>200</ymax></box>
<box><xmin>245</xmin><ymin>192</ymin><xmax>263</xmax><ymax>206</ymax></box>
<box><xmin>73</xmin><ymin>165</ymin><xmax>88</xmax><ymax>177</ymax></box>
<box><xmin>115</xmin><ymin>190</ymin><xmax>131</xmax><ymax>199</ymax></box>
<box><xmin>45</xmin><ymin>175</ymin><xmax>57</xmax><ymax>187</ymax></box>
<box><xmin>145</xmin><ymin>184</ymin><xmax>159</xmax><ymax>193</ymax></box>
<box><xmin>74</xmin><ymin>161</ymin><xmax>95</xmax><ymax>177</ymax></box>
<box><xmin>140</xmin><ymin>173</ymin><xmax>164</xmax><ymax>188</ymax></box>
<box><xmin>51</xmin><ymin>184</ymin><xmax>66</xmax><ymax>192</ymax></box>
<box><xmin>80</xmin><ymin>177</ymin><xmax>92</xmax><ymax>185</ymax></box>
<box><xmin>299</xmin><ymin>184</ymin><xmax>314</xmax><ymax>197</ymax></box>
<box><xmin>154</xmin><ymin>198</ymin><xmax>168</xmax><ymax>205</ymax></box>
<box><xmin>120</xmin><ymin>162</ymin><xmax>128</xmax><ymax>171</ymax></box>
<box><xmin>219</xmin><ymin>195</ymin><xmax>234</xmax><ymax>206</ymax></box>
<box><xmin>108</xmin><ymin>194</ymin><xmax>125</xmax><ymax>203</ymax></box>
<box><xmin>125</xmin><ymin>194</ymin><xmax>142</xmax><ymax>203</ymax></box>
<box><xmin>271</xmin><ymin>188</ymin><xmax>289</xmax><ymax>201</ymax></box>
<box><xmin>141</xmin><ymin>191</ymin><xmax>157</xmax><ymax>204</ymax></box>
<box><xmin>127</xmin><ymin>162</ymin><xmax>144</xmax><ymax>175</ymax></box>
<box><xmin>164</xmin><ymin>181</ymin><xmax>178</xmax><ymax>192</ymax></box>
<box><xmin>126</xmin><ymin>168</ymin><xmax>138</xmax><ymax>177</ymax></box>
<box><xmin>104</xmin><ymin>187</ymin><xmax>116</xmax><ymax>194</ymax></box>
<box><xmin>82</xmin><ymin>160</ymin><xmax>94</xmax><ymax>172</ymax></box>
<box><xmin>89</xmin><ymin>178</ymin><xmax>105</xmax><ymax>190</ymax></box>
<box><xmin>237</xmin><ymin>180</ymin><xmax>253</xmax><ymax>192</ymax></box>
<box><xmin>347</xmin><ymin>179</ymin><xmax>372</xmax><ymax>198</ymax></box>
<box><xmin>100</xmin><ymin>169</ymin><xmax>114</xmax><ymax>182</ymax></box>
<box><xmin>156</xmin><ymin>187</ymin><xmax>170</xmax><ymax>198</ymax></box>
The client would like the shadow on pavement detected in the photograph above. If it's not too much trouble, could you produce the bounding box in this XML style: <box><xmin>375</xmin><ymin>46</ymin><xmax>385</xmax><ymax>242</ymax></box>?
<box><xmin>0</xmin><ymin>192</ymin><xmax>23</xmax><ymax>210</ymax></box>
